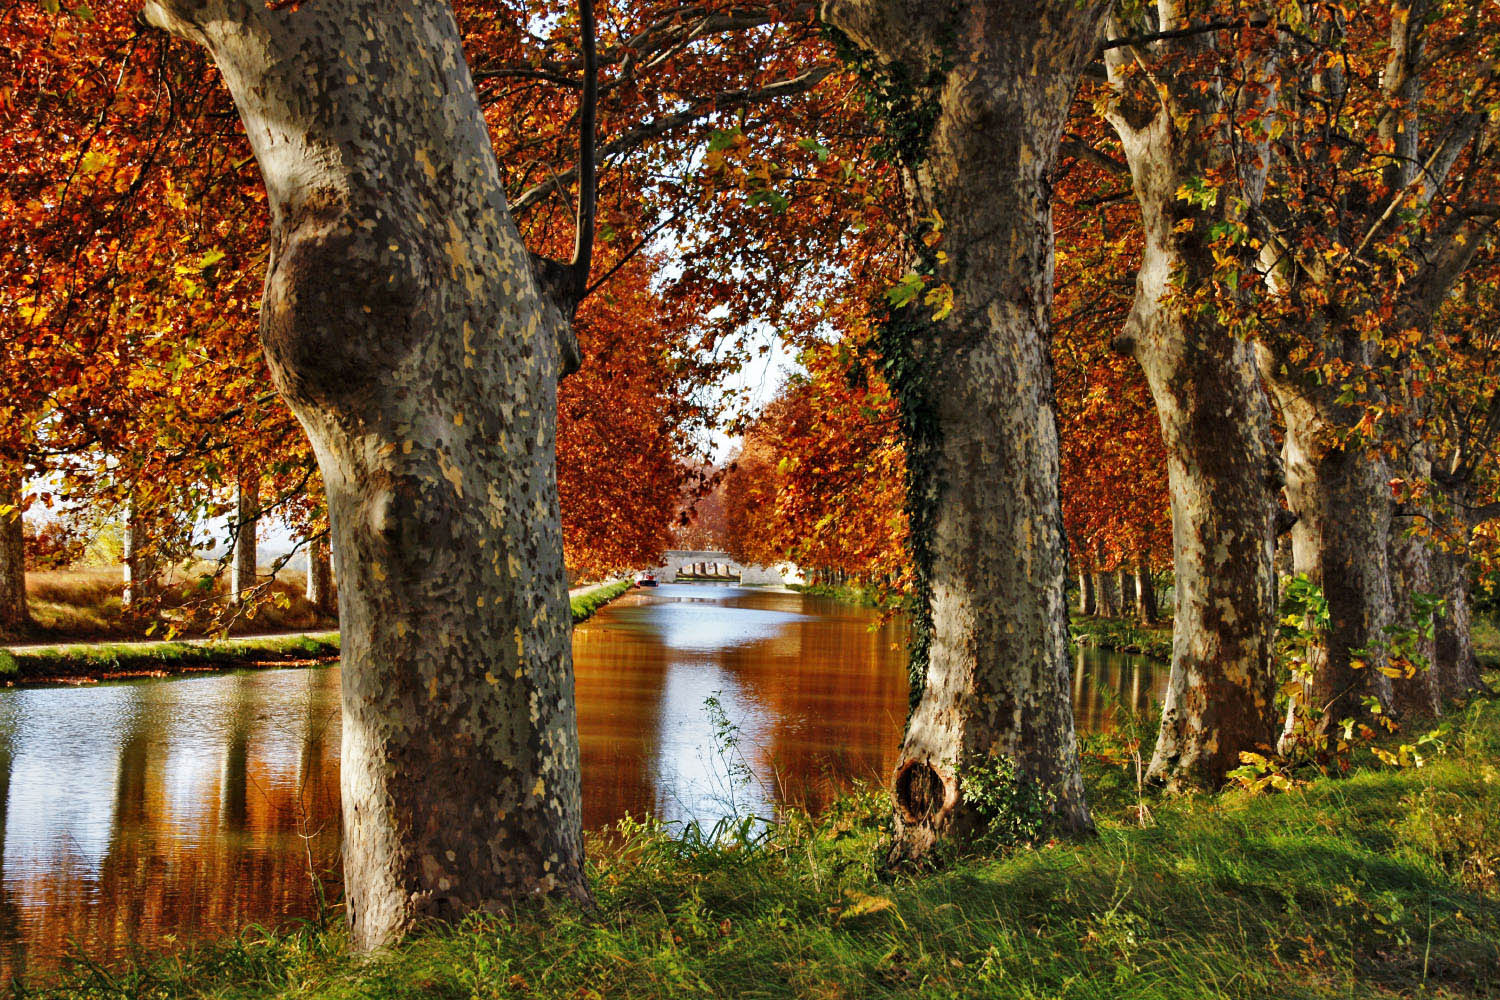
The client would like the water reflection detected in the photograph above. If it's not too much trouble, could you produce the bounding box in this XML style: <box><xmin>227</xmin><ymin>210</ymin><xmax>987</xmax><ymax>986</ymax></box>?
<box><xmin>572</xmin><ymin>585</ymin><xmax>909</xmax><ymax>827</ymax></box>
<box><xmin>0</xmin><ymin>584</ymin><xmax>1165</xmax><ymax>976</ymax></box>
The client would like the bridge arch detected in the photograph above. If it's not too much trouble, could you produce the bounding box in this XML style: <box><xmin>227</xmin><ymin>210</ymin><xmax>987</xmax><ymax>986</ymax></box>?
<box><xmin>652</xmin><ymin>550</ymin><xmax>803</xmax><ymax>586</ymax></box>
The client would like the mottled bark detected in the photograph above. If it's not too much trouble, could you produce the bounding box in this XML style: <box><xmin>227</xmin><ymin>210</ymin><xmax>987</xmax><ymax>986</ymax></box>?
<box><xmin>1079</xmin><ymin>570</ymin><xmax>1096</xmax><ymax>615</ymax></box>
<box><xmin>1134</xmin><ymin>558</ymin><xmax>1157</xmax><ymax>624</ymax></box>
<box><xmin>1104</xmin><ymin>15</ymin><xmax>1281</xmax><ymax>790</ymax></box>
<box><xmin>306</xmin><ymin>538</ymin><xmax>336</xmax><ymax>616</ymax></box>
<box><xmin>1270</xmin><ymin>388</ymin><xmax>1395</xmax><ymax>735</ymax></box>
<box><xmin>824</xmin><ymin>0</ymin><xmax>1102</xmax><ymax>858</ymax></box>
<box><xmin>1386</xmin><ymin>420</ymin><xmax>1439</xmax><ymax>716</ymax></box>
<box><xmin>1118</xmin><ymin>568</ymin><xmax>1136</xmax><ymax>611</ymax></box>
<box><xmin>1130</xmin><ymin>312</ymin><xmax>1281</xmax><ymax>786</ymax></box>
<box><xmin>0</xmin><ymin>473</ymin><xmax>28</xmax><ymax>632</ymax></box>
<box><xmin>231</xmin><ymin>474</ymin><xmax>260</xmax><ymax>604</ymax></box>
<box><xmin>142</xmin><ymin>0</ymin><xmax>586</xmax><ymax>949</ymax></box>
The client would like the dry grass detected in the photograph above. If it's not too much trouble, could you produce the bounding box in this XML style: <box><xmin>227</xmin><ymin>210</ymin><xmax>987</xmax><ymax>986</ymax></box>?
<box><xmin>17</xmin><ymin>562</ymin><xmax>336</xmax><ymax>642</ymax></box>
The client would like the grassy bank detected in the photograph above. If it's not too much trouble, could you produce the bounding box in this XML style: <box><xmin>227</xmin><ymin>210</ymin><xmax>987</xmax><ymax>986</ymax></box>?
<box><xmin>29</xmin><ymin>676</ymin><xmax>1500</xmax><ymax>998</ymax></box>
<box><xmin>788</xmin><ymin>581</ymin><xmax>908</xmax><ymax>611</ymax></box>
<box><xmin>570</xmin><ymin>578</ymin><xmax>633</xmax><ymax>624</ymax></box>
<box><xmin>0</xmin><ymin>632</ymin><xmax>341</xmax><ymax>683</ymax></box>
<box><xmin>1069</xmin><ymin>615</ymin><xmax>1174</xmax><ymax>660</ymax></box>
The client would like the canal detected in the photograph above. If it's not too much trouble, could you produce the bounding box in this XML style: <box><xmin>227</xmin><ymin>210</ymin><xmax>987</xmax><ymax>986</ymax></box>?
<box><xmin>0</xmin><ymin>583</ymin><xmax>1166</xmax><ymax>977</ymax></box>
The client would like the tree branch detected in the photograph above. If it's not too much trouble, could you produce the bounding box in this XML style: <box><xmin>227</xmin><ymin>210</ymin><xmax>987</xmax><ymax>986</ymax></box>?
<box><xmin>569</xmin><ymin>0</ymin><xmax>599</xmax><ymax>309</ymax></box>
<box><xmin>509</xmin><ymin>64</ymin><xmax>838</xmax><ymax>216</ymax></box>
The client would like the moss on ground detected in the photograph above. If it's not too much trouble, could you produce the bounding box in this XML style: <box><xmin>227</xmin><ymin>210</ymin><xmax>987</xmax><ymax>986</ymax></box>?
<box><xmin>23</xmin><ymin>675</ymin><xmax>1500</xmax><ymax>999</ymax></box>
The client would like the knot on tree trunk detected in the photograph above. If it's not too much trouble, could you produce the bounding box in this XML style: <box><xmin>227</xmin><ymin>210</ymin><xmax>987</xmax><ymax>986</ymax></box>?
<box><xmin>893</xmin><ymin>758</ymin><xmax>956</xmax><ymax>826</ymax></box>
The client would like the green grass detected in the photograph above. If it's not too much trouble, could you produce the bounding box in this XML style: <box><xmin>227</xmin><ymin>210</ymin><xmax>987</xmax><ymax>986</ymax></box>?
<box><xmin>789</xmin><ymin>581</ymin><xmax>908</xmax><ymax>611</ymax></box>
<box><xmin>570</xmin><ymin>578</ymin><xmax>633</xmax><ymax>624</ymax></box>
<box><xmin>25</xmin><ymin>679</ymin><xmax>1500</xmax><ymax>999</ymax></box>
<box><xmin>1069</xmin><ymin>615</ymin><xmax>1174</xmax><ymax>660</ymax></box>
<box><xmin>7</xmin><ymin>632</ymin><xmax>340</xmax><ymax>681</ymax></box>
<box><xmin>1476</xmin><ymin>613</ymin><xmax>1498</xmax><ymax>670</ymax></box>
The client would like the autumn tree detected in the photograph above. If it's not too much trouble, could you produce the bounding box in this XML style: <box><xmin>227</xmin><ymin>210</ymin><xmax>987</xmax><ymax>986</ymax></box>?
<box><xmin>555</xmin><ymin>256</ymin><xmax>722</xmax><ymax>576</ymax></box>
<box><xmin>1235</xmin><ymin>1</ymin><xmax>1500</xmax><ymax>734</ymax></box>
<box><xmin>137</xmin><ymin>0</ymin><xmax>604</xmax><ymax>947</ymax></box>
<box><xmin>1087</xmin><ymin>4</ymin><xmax>1284</xmax><ymax>788</ymax></box>
<box><xmin>720</xmin><ymin>336</ymin><xmax>908</xmax><ymax>588</ymax></box>
<box><xmin>819</xmin><ymin>0</ymin><xmax>1107</xmax><ymax>857</ymax></box>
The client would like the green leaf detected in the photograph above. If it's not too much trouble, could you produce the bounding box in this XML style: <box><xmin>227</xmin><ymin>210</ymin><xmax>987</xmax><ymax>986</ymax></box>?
<box><xmin>796</xmin><ymin>137</ymin><xmax>832</xmax><ymax>162</ymax></box>
<box><xmin>707</xmin><ymin>128</ymin><xmax>742</xmax><ymax>153</ymax></box>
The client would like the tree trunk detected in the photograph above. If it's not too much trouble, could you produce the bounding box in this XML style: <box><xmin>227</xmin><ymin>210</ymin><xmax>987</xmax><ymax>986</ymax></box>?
<box><xmin>825</xmin><ymin>0</ymin><xmax>1104</xmax><ymax>860</ymax></box>
<box><xmin>121</xmin><ymin>495</ymin><xmax>154</xmax><ymax>612</ymax></box>
<box><xmin>1118</xmin><ymin>567</ymin><xmax>1136</xmax><ymax>611</ymax></box>
<box><xmin>1387</xmin><ymin>520</ymin><xmax>1440</xmax><ymax>717</ymax></box>
<box><xmin>1095</xmin><ymin>570</ymin><xmax>1119</xmax><ymax>617</ymax></box>
<box><xmin>1105</xmin><ymin>38</ymin><xmax>1282</xmax><ymax>790</ymax></box>
<box><xmin>142</xmin><ymin>0</ymin><xmax>587</xmax><ymax>949</ymax></box>
<box><xmin>1134</xmin><ymin>558</ymin><xmax>1157</xmax><ymax>624</ymax></box>
<box><xmin>1432</xmin><ymin>546</ymin><xmax>1483</xmax><ymax>699</ymax></box>
<box><xmin>1131</xmin><ymin>320</ymin><xmax>1281</xmax><ymax>788</ymax></box>
<box><xmin>0</xmin><ymin>473</ymin><xmax>28</xmax><ymax>632</ymax></box>
<box><xmin>306</xmin><ymin>538</ymin><xmax>336</xmax><ymax>616</ymax></box>
<box><xmin>1079</xmin><ymin>570</ymin><xmax>1096</xmax><ymax>616</ymax></box>
<box><xmin>1272</xmin><ymin>391</ymin><xmax>1395</xmax><ymax>737</ymax></box>
<box><xmin>231</xmin><ymin>474</ymin><xmax>260</xmax><ymax>605</ymax></box>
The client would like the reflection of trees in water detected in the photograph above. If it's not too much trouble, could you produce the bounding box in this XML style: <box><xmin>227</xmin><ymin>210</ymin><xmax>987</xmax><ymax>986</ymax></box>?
<box><xmin>0</xmin><ymin>703</ymin><xmax>28</xmax><ymax>982</ymax></box>
<box><xmin>572</xmin><ymin>605</ymin><xmax>674</xmax><ymax>830</ymax></box>
<box><xmin>2</xmin><ymin>601</ymin><xmax>1173</xmax><ymax>975</ymax></box>
<box><xmin>571</xmin><ymin>589</ymin><xmax>911</xmax><ymax>830</ymax></box>
<box><xmin>221</xmin><ymin>674</ymin><xmax>256</xmax><ymax>830</ymax></box>
<box><xmin>718</xmin><ymin>612</ymin><xmax>909</xmax><ymax>818</ymax></box>
<box><xmin>7</xmin><ymin>668</ymin><xmax>342</xmax><ymax>972</ymax></box>
<box><xmin>1072</xmin><ymin>648</ymin><xmax>1169</xmax><ymax>734</ymax></box>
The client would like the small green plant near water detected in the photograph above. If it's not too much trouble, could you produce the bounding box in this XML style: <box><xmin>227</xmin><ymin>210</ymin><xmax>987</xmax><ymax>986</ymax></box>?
<box><xmin>685</xmin><ymin>692</ymin><xmax>768</xmax><ymax>847</ymax></box>
<box><xmin>957</xmin><ymin>753</ymin><xmax>1056</xmax><ymax>852</ymax></box>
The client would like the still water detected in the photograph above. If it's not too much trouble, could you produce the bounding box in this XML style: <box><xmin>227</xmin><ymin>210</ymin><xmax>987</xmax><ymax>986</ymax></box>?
<box><xmin>0</xmin><ymin>584</ymin><xmax>1165</xmax><ymax>977</ymax></box>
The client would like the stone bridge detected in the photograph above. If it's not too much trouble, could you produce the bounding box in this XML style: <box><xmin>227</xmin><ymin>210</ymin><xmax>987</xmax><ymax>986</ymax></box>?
<box><xmin>653</xmin><ymin>550</ymin><xmax>803</xmax><ymax>586</ymax></box>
